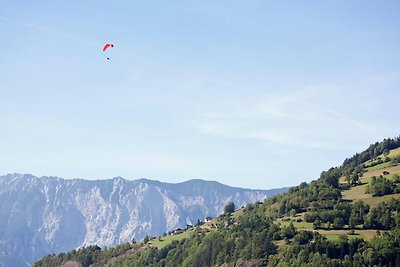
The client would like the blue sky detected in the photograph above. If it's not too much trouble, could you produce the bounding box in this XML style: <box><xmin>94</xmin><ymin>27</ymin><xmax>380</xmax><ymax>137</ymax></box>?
<box><xmin>1</xmin><ymin>1</ymin><xmax>399</xmax><ymax>189</ymax></box>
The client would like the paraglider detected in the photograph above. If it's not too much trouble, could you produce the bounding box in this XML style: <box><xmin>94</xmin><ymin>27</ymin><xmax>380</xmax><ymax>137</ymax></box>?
<box><xmin>102</xmin><ymin>43</ymin><xmax>114</xmax><ymax>60</ymax></box>
<box><xmin>102</xmin><ymin>43</ymin><xmax>114</xmax><ymax>52</ymax></box>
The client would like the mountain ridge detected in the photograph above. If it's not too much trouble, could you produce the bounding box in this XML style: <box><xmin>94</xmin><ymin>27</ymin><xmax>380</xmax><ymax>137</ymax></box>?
<box><xmin>0</xmin><ymin>173</ymin><xmax>288</xmax><ymax>267</ymax></box>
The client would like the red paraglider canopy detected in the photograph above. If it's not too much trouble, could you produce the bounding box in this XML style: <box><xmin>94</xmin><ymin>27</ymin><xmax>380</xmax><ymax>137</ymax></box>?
<box><xmin>102</xmin><ymin>43</ymin><xmax>114</xmax><ymax>52</ymax></box>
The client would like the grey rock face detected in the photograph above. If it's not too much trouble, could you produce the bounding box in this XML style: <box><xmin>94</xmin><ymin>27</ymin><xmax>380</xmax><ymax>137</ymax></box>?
<box><xmin>0</xmin><ymin>173</ymin><xmax>288</xmax><ymax>266</ymax></box>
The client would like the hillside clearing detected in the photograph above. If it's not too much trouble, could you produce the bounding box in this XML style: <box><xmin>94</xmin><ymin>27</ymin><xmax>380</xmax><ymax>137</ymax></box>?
<box><xmin>342</xmin><ymin>184</ymin><xmax>370</xmax><ymax>201</ymax></box>
<box><xmin>342</xmin><ymin>184</ymin><xmax>400</xmax><ymax>206</ymax></box>
<box><xmin>339</xmin><ymin>162</ymin><xmax>399</xmax><ymax>185</ymax></box>
<box><xmin>232</xmin><ymin>208</ymin><xmax>244</xmax><ymax>220</ymax></box>
<box><xmin>278</xmin><ymin>220</ymin><xmax>313</xmax><ymax>230</ymax></box>
<box><xmin>315</xmin><ymin>229</ymin><xmax>379</xmax><ymax>240</ymax></box>
<box><xmin>148</xmin><ymin>217</ymin><xmax>222</xmax><ymax>249</ymax></box>
<box><xmin>363</xmin><ymin>165</ymin><xmax>400</xmax><ymax>180</ymax></box>
<box><xmin>149</xmin><ymin>230</ymin><xmax>194</xmax><ymax>249</ymax></box>
<box><xmin>366</xmin><ymin>161</ymin><xmax>394</xmax><ymax>171</ymax></box>
<box><xmin>389</xmin><ymin>147</ymin><xmax>400</xmax><ymax>158</ymax></box>
<box><xmin>364</xmin><ymin>147</ymin><xmax>400</xmax><ymax>167</ymax></box>
<box><xmin>362</xmin><ymin>193</ymin><xmax>400</xmax><ymax>207</ymax></box>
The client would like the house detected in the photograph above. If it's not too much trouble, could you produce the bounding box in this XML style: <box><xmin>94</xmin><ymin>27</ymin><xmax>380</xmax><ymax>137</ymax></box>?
<box><xmin>168</xmin><ymin>228</ymin><xmax>184</xmax><ymax>235</ymax></box>
<box><xmin>205</xmin><ymin>216</ymin><xmax>213</xmax><ymax>222</ymax></box>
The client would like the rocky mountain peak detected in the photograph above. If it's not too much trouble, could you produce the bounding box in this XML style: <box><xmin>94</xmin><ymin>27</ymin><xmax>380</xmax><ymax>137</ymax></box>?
<box><xmin>0</xmin><ymin>173</ymin><xmax>288</xmax><ymax>266</ymax></box>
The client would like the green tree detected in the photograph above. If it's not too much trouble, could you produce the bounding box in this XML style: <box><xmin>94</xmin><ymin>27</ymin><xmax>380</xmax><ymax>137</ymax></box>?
<box><xmin>333</xmin><ymin>217</ymin><xmax>345</xmax><ymax>229</ymax></box>
<box><xmin>349</xmin><ymin>214</ymin><xmax>358</xmax><ymax>229</ymax></box>
<box><xmin>350</xmin><ymin>173</ymin><xmax>360</xmax><ymax>186</ymax></box>
<box><xmin>224</xmin><ymin>202</ymin><xmax>235</xmax><ymax>214</ymax></box>
<box><xmin>282</xmin><ymin>222</ymin><xmax>296</xmax><ymax>239</ymax></box>
<box><xmin>368</xmin><ymin>176</ymin><xmax>394</xmax><ymax>196</ymax></box>
<box><xmin>313</xmin><ymin>218</ymin><xmax>322</xmax><ymax>230</ymax></box>
<box><xmin>383</xmin><ymin>149</ymin><xmax>390</xmax><ymax>158</ymax></box>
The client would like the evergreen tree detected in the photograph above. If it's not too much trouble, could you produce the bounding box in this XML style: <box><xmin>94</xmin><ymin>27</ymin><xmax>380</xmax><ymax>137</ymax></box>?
<box><xmin>224</xmin><ymin>202</ymin><xmax>235</xmax><ymax>214</ymax></box>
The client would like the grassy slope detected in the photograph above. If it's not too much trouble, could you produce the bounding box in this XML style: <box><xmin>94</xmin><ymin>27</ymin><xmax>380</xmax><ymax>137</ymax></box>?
<box><xmin>339</xmin><ymin>148</ymin><xmax>400</xmax><ymax>184</ymax></box>
<box><xmin>363</xmin><ymin>165</ymin><xmax>400</xmax><ymax>182</ymax></box>
<box><xmin>147</xmin><ymin>221</ymin><xmax>218</xmax><ymax>249</ymax></box>
<box><xmin>364</xmin><ymin>147</ymin><xmax>400</xmax><ymax>165</ymax></box>
<box><xmin>388</xmin><ymin>147</ymin><xmax>400</xmax><ymax>158</ymax></box>
<box><xmin>342</xmin><ymin>164</ymin><xmax>400</xmax><ymax>206</ymax></box>
<box><xmin>148</xmin><ymin>231</ymin><xmax>193</xmax><ymax>249</ymax></box>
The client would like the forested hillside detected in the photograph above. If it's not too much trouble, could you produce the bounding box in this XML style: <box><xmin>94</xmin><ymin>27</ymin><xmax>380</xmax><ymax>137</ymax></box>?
<box><xmin>35</xmin><ymin>136</ymin><xmax>400</xmax><ymax>267</ymax></box>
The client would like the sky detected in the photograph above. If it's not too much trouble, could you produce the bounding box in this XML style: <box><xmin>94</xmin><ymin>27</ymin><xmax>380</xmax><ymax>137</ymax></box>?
<box><xmin>1</xmin><ymin>1</ymin><xmax>399</xmax><ymax>189</ymax></box>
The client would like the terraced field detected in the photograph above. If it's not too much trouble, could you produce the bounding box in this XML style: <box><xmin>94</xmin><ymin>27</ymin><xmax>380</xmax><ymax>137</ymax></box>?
<box><xmin>148</xmin><ymin>230</ymin><xmax>194</xmax><ymax>249</ymax></box>
<box><xmin>322</xmin><ymin>230</ymin><xmax>378</xmax><ymax>241</ymax></box>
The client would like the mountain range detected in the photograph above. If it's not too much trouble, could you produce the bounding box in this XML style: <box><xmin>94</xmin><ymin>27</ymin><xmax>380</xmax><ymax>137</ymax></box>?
<box><xmin>0</xmin><ymin>173</ymin><xmax>288</xmax><ymax>267</ymax></box>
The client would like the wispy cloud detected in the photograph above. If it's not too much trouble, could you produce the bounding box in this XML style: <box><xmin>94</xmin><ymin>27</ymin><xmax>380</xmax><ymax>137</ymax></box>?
<box><xmin>193</xmin><ymin>83</ymin><xmax>387</xmax><ymax>151</ymax></box>
<box><xmin>0</xmin><ymin>15</ymin><xmax>97</xmax><ymax>48</ymax></box>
